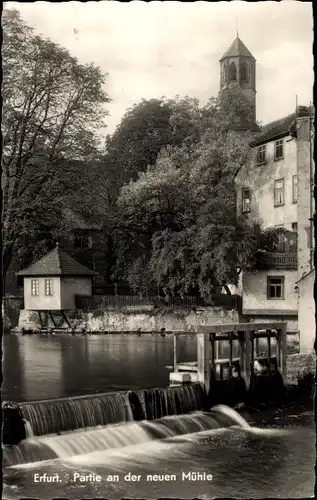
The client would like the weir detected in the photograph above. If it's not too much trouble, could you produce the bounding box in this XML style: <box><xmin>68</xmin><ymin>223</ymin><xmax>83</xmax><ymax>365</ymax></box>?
<box><xmin>3</xmin><ymin>406</ymin><xmax>251</xmax><ymax>468</ymax></box>
<box><xmin>3</xmin><ymin>383</ymin><xmax>207</xmax><ymax>445</ymax></box>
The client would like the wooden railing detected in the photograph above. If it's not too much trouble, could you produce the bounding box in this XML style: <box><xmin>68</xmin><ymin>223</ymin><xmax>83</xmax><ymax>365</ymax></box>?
<box><xmin>75</xmin><ymin>294</ymin><xmax>242</xmax><ymax>311</ymax></box>
<box><xmin>256</xmin><ymin>251</ymin><xmax>297</xmax><ymax>270</ymax></box>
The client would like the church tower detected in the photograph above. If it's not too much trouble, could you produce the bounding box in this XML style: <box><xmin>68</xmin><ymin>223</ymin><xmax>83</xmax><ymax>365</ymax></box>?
<box><xmin>219</xmin><ymin>35</ymin><xmax>256</xmax><ymax>122</ymax></box>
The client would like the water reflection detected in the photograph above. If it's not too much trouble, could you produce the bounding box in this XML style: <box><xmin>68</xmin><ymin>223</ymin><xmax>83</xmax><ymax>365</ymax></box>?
<box><xmin>3</xmin><ymin>334</ymin><xmax>197</xmax><ymax>402</ymax></box>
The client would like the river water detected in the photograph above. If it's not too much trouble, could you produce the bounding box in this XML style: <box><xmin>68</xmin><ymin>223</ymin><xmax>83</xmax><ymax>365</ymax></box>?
<box><xmin>2</xmin><ymin>334</ymin><xmax>315</xmax><ymax>499</ymax></box>
<box><xmin>3</xmin><ymin>333</ymin><xmax>198</xmax><ymax>401</ymax></box>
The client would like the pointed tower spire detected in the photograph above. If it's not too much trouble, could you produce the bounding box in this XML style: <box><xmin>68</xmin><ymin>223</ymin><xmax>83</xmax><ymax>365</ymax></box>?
<box><xmin>219</xmin><ymin>35</ymin><xmax>257</xmax><ymax>123</ymax></box>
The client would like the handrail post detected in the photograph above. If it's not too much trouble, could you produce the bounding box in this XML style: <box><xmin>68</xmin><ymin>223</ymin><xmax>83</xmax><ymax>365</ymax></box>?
<box><xmin>276</xmin><ymin>325</ymin><xmax>287</xmax><ymax>381</ymax></box>
<box><xmin>173</xmin><ymin>333</ymin><xmax>178</xmax><ymax>372</ymax></box>
<box><xmin>197</xmin><ymin>332</ymin><xmax>210</xmax><ymax>395</ymax></box>
<box><xmin>209</xmin><ymin>333</ymin><xmax>215</xmax><ymax>380</ymax></box>
<box><xmin>229</xmin><ymin>332</ymin><xmax>233</xmax><ymax>377</ymax></box>
<box><xmin>239</xmin><ymin>330</ymin><xmax>252</xmax><ymax>390</ymax></box>
<box><xmin>266</xmin><ymin>329</ymin><xmax>272</xmax><ymax>373</ymax></box>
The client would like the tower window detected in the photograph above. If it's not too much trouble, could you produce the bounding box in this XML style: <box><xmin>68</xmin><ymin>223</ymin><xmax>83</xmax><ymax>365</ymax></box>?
<box><xmin>240</xmin><ymin>62</ymin><xmax>249</xmax><ymax>83</ymax></box>
<box><xmin>222</xmin><ymin>64</ymin><xmax>228</xmax><ymax>84</ymax></box>
<box><xmin>242</xmin><ymin>188</ymin><xmax>251</xmax><ymax>213</ymax></box>
<box><xmin>229</xmin><ymin>62</ymin><xmax>237</xmax><ymax>82</ymax></box>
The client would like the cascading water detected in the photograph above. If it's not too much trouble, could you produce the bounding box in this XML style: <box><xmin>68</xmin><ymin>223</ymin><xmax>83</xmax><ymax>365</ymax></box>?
<box><xmin>24</xmin><ymin>419</ymin><xmax>34</xmax><ymax>437</ymax></box>
<box><xmin>142</xmin><ymin>383</ymin><xmax>206</xmax><ymax>420</ymax></box>
<box><xmin>3</xmin><ymin>406</ymin><xmax>251</xmax><ymax>468</ymax></box>
<box><xmin>210</xmin><ymin>404</ymin><xmax>251</xmax><ymax>429</ymax></box>
<box><xmin>19</xmin><ymin>392</ymin><xmax>134</xmax><ymax>436</ymax></box>
<box><xmin>9</xmin><ymin>383</ymin><xmax>206</xmax><ymax>440</ymax></box>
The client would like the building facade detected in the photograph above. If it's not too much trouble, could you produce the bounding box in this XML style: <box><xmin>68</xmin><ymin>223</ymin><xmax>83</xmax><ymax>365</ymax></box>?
<box><xmin>220</xmin><ymin>36</ymin><xmax>314</xmax><ymax>334</ymax></box>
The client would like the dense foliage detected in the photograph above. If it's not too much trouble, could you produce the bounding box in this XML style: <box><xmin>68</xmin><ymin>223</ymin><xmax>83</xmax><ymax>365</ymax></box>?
<box><xmin>2</xmin><ymin>9</ymin><xmax>110</xmax><ymax>278</ymax></box>
<box><xmin>3</xmin><ymin>9</ymin><xmax>262</xmax><ymax>300</ymax></box>
<box><xmin>112</xmin><ymin>95</ymin><xmax>259</xmax><ymax>299</ymax></box>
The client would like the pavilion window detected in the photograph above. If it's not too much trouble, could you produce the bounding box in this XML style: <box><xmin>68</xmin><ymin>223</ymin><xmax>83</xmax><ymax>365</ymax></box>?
<box><xmin>31</xmin><ymin>279</ymin><xmax>39</xmax><ymax>296</ymax></box>
<box><xmin>45</xmin><ymin>279</ymin><xmax>53</xmax><ymax>296</ymax></box>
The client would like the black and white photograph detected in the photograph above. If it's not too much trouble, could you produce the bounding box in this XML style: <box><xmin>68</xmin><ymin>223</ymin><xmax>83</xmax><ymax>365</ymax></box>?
<box><xmin>2</xmin><ymin>1</ymin><xmax>315</xmax><ymax>499</ymax></box>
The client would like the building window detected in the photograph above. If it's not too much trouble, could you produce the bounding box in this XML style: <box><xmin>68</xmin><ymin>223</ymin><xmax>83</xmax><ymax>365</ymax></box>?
<box><xmin>229</xmin><ymin>62</ymin><xmax>237</xmax><ymax>81</ymax></box>
<box><xmin>242</xmin><ymin>188</ymin><xmax>251</xmax><ymax>213</ymax></box>
<box><xmin>31</xmin><ymin>279</ymin><xmax>39</xmax><ymax>296</ymax></box>
<box><xmin>267</xmin><ymin>276</ymin><xmax>285</xmax><ymax>300</ymax></box>
<box><xmin>292</xmin><ymin>222</ymin><xmax>298</xmax><ymax>232</ymax></box>
<box><xmin>257</xmin><ymin>144</ymin><xmax>267</xmax><ymax>164</ymax></box>
<box><xmin>274</xmin><ymin>138</ymin><xmax>284</xmax><ymax>160</ymax></box>
<box><xmin>45</xmin><ymin>279</ymin><xmax>53</xmax><ymax>296</ymax></box>
<box><xmin>222</xmin><ymin>64</ymin><xmax>228</xmax><ymax>84</ymax></box>
<box><xmin>274</xmin><ymin>178</ymin><xmax>284</xmax><ymax>206</ymax></box>
<box><xmin>240</xmin><ymin>61</ymin><xmax>249</xmax><ymax>83</ymax></box>
<box><xmin>74</xmin><ymin>233</ymin><xmax>92</xmax><ymax>249</ymax></box>
<box><xmin>292</xmin><ymin>175</ymin><xmax>298</xmax><ymax>203</ymax></box>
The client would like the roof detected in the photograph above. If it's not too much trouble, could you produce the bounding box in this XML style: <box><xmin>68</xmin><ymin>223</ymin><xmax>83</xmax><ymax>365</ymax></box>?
<box><xmin>220</xmin><ymin>36</ymin><xmax>255</xmax><ymax>61</ymax></box>
<box><xmin>250</xmin><ymin>113</ymin><xmax>297</xmax><ymax>146</ymax></box>
<box><xmin>16</xmin><ymin>245</ymin><xmax>96</xmax><ymax>277</ymax></box>
<box><xmin>251</xmin><ymin>105</ymin><xmax>313</xmax><ymax>147</ymax></box>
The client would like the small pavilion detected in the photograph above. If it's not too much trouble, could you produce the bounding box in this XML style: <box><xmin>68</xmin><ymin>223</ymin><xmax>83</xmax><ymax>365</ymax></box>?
<box><xmin>16</xmin><ymin>243</ymin><xmax>96</xmax><ymax>330</ymax></box>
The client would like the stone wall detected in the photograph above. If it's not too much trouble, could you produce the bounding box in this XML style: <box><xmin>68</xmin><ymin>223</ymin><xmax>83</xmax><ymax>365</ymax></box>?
<box><xmin>17</xmin><ymin>306</ymin><xmax>239</xmax><ymax>333</ymax></box>
<box><xmin>286</xmin><ymin>352</ymin><xmax>316</xmax><ymax>386</ymax></box>
<box><xmin>3</xmin><ymin>296</ymin><xmax>24</xmax><ymax>329</ymax></box>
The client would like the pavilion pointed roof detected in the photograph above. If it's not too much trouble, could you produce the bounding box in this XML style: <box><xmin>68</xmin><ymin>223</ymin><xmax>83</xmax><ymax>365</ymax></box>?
<box><xmin>16</xmin><ymin>244</ymin><xmax>96</xmax><ymax>277</ymax></box>
<box><xmin>220</xmin><ymin>36</ymin><xmax>255</xmax><ymax>61</ymax></box>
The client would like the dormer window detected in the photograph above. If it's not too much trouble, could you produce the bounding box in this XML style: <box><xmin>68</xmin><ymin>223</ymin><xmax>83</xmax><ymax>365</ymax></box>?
<box><xmin>240</xmin><ymin>61</ymin><xmax>249</xmax><ymax>83</ymax></box>
<box><xmin>257</xmin><ymin>144</ymin><xmax>267</xmax><ymax>164</ymax></box>
<box><xmin>229</xmin><ymin>62</ymin><xmax>237</xmax><ymax>81</ymax></box>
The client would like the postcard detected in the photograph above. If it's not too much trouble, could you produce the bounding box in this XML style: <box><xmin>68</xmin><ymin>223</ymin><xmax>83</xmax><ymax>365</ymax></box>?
<box><xmin>2</xmin><ymin>1</ymin><xmax>315</xmax><ymax>499</ymax></box>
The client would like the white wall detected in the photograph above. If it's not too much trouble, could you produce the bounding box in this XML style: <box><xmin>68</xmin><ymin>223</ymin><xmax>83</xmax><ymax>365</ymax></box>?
<box><xmin>242</xmin><ymin>269</ymin><xmax>298</xmax><ymax>315</ymax></box>
<box><xmin>298</xmin><ymin>270</ymin><xmax>315</xmax><ymax>354</ymax></box>
<box><xmin>24</xmin><ymin>277</ymin><xmax>61</xmax><ymax>310</ymax></box>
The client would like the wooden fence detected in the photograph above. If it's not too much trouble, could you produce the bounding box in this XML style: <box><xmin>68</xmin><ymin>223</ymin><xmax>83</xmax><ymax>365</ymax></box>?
<box><xmin>75</xmin><ymin>294</ymin><xmax>242</xmax><ymax>311</ymax></box>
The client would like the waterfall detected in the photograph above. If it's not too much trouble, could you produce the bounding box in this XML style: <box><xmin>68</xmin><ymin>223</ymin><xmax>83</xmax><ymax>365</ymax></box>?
<box><xmin>24</xmin><ymin>419</ymin><xmax>34</xmax><ymax>437</ymax></box>
<box><xmin>210</xmin><ymin>404</ymin><xmax>251</xmax><ymax>428</ymax></box>
<box><xmin>143</xmin><ymin>383</ymin><xmax>206</xmax><ymax>420</ymax></box>
<box><xmin>3</xmin><ymin>383</ymin><xmax>206</xmax><ymax>445</ymax></box>
<box><xmin>3</xmin><ymin>407</ymin><xmax>249</xmax><ymax>468</ymax></box>
<box><xmin>19</xmin><ymin>392</ymin><xmax>133</xmax><ymax>436</ymax></box>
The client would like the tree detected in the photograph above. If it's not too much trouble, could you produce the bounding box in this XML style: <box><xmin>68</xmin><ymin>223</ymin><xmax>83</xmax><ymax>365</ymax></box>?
<box><xmin>2</xmin><ymin>9</ymin><xmax>110</xmax><ymax>280</ymax></box>
<box><xmin>113</xmin><ymin>91</ymin><xmax>259</xmax><ymax>299</ymax></box>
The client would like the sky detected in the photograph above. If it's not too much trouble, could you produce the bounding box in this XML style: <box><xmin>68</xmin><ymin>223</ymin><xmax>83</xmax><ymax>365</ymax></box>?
<box><xmin>7</xmin><ymin>1</ymin><xmax>313</xmax><ymax>134</ymax></box>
